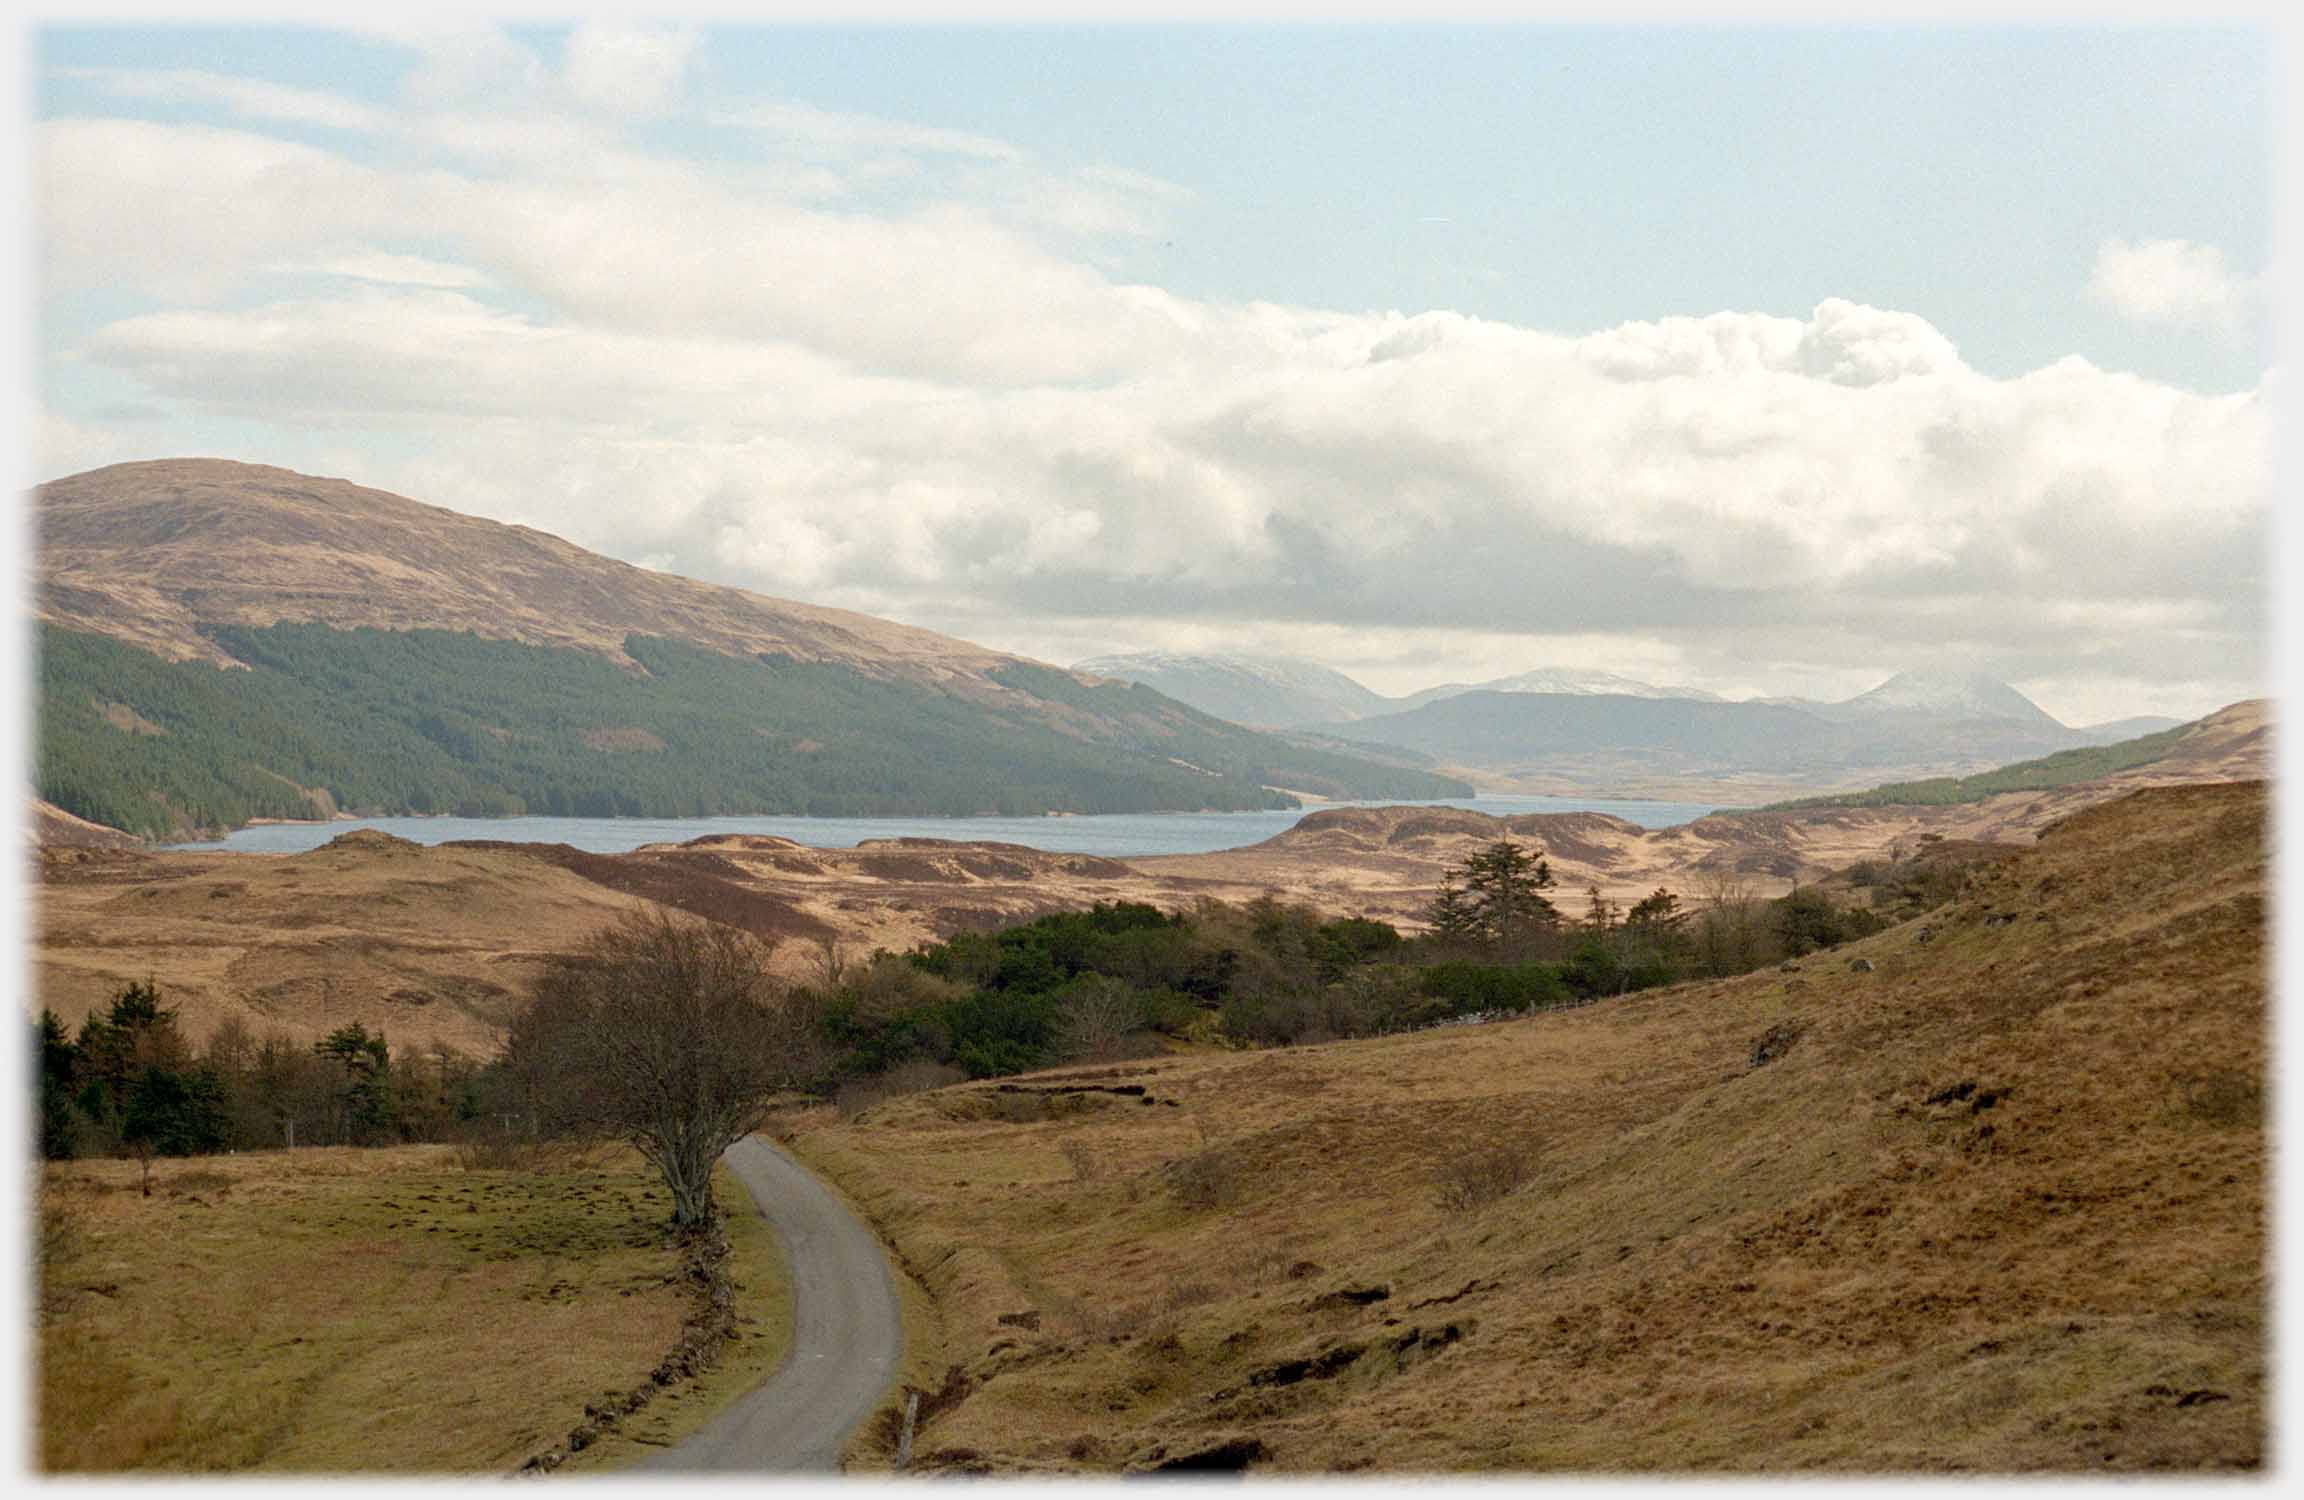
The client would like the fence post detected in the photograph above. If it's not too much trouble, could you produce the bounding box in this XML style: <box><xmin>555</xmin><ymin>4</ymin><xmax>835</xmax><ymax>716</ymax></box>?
<box><xmin>895</xmin><ymin>1390</ymin><xmax>920</xmax><ymax>1470</ymax></box>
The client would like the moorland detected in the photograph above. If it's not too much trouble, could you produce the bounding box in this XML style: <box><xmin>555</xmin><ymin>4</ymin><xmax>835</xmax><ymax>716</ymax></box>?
<box><xmin>26</xmin><ymin>457</ymin><xmax>2271</xmax><ymax>1476</ymax></box>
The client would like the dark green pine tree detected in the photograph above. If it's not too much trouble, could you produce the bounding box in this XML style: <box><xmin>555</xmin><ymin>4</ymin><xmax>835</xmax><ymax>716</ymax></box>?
<box><xmin>314</xmin><ymin>1023</ymin><xmax>396</xmax><ymax>1144</ymax></box>
<box><xmin>1423</xmin><ymin>877</ymin><xmax>1484</xmax><ymax>945</ymax></box>
<box><xmin>36</xmin><ymin>1011</ymin><xmax>79</xmax><ymax>1160</ymax></box>
<box><xmin>1458</xmin><ymin>839</ymin><xmax>1559</xmax><ymax>949</ymax></box>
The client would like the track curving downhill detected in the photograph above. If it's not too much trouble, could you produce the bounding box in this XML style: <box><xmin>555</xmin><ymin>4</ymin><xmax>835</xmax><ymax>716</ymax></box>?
<box><xmin>639</xmin><ymin>1136</ymin><xmax>904</xmax><ymax>1473</ymax></box>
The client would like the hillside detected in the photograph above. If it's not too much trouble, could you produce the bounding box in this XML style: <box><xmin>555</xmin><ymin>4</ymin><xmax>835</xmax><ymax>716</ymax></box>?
<box><xmin>1316</xmin><ymin>682</ymin><xmax>2117</xmax><ymax>793</ymax></box>
<box><xmin>37</xmin><ymin>703</ymin><xmax>2264</xmax><ymax>1073</ymax></box>
<box><xmin>32</xmin><ymin>831</ymin><xmax>682</xmax><ymax>1056</ymax></box>
<box><xmin>1759</xmin><ymin>721</ymin><xmax>2196</xmax><ymax>811</ymax></box>
<box><xmin>789</xmin><ymin>779</ymin><xmax>2268</xmax><ymax>1473</ymax></box>
<box><xmin>1071</xmin><ymin>653</ymin><xmax>1391</xmax><ymax>728</ymax></box>
<box><xmin>33</xmin><ymin>460</ymin><xmax>1468</xmax><ymax>838</ymax></box>
<box><xmin>37</xmin><ymin>458</ymin><xmax>1014</xmax><ymax>678</ymax></box>
<box><xmin>1757</xmin><ymin>699</ymin><xmax>2267</xmax><ymax>815</ymax></box>
<box><xmin>2076</xmin><ymin>715</ymin><xmax>2185</xmax><ymax>743</ymax></box>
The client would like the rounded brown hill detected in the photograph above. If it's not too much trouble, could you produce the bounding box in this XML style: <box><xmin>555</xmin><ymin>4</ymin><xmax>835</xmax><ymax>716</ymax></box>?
<box><xmin>36</xmin><ymin>457</ymin><xmax>1015</xmax><ymax>680</ymax></box>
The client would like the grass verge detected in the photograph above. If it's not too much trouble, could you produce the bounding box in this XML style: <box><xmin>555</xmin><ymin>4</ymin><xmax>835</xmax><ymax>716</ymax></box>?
<box><xmin>37</xmin><ymin>1143</ymin><xmax>709</xmax><ymax>1472</ymax></box>
<box><xmin>563</xmin><ymin>1157</ymin><xmax>796</xmax><ymax>1469</ymax></box>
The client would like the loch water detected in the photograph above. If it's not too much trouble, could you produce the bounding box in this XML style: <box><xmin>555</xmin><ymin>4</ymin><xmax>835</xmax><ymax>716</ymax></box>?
<box><xmin>163</xmin><ymin>794</ymin><xmax>1719</xmax><ymax>858</ymax></box>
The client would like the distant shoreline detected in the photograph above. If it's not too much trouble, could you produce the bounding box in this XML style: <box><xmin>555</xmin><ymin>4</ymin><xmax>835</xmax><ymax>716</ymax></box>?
<box><xmin>156</xmin><ymin>794</ymin><xmax>1723</xmax><ymax>859</ymax></box>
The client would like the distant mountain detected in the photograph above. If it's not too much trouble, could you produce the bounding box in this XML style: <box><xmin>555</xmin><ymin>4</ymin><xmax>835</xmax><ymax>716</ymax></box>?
<box><xmin>1393</xmin><ymin>666</ymin><xmax>1723</xmax><ymax>713</ymax></box>
<box><xmin>1758</xmin><ymin>717</ymin><xmax>2201</xmax><ymax>811</ymax></box>
<box><xmin>1071</xmin><ymin>651</ymin><xmax>1390</xmax><ymax>728</ymax></box>
<box><xmin>1071</xmin><ymin>652</ymin><xmax>1734</xmax><ymax>730</ymax></box>
<box><xmin>2073</xmin><ymin>715</ymin><xmax>2186</xmax><ymax>744</ymax></box>
<box><xmin>1805</xmin><ymin>669</ymin><xmax>2065</xmax><ymax>728</ymax></box>
<box><xmin>35</xmin><ymin>459</ymin><xmax>1470</xmax><ymax>839</ymax></box>
<box><xmin>1313</xmin><ymin>672</ymin><xmax>2109</xmax><ymax>792</ymax></box>
<box><xmin>1316</xmin><ymin>692</ymin><xmax>1849</xmax><ymax>772</ymax></box>
<box><xmin>1756</xmin><ymin>700</ymin><xmax>2264</xmax><ymax>812</ymax></box>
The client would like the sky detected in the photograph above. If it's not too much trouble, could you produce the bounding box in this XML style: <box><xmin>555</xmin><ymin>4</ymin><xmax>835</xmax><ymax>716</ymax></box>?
<box><xmin>22</xmin><ymin>15</ymin><xmax>2280</xmax><ymax>725</ymax></box>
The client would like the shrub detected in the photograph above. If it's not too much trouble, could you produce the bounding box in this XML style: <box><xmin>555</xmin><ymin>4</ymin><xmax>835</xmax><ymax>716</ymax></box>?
<box><xmin>1059</xmin><ymin>1139</ymin><xmax>1102</xmax><ymax>1181</ymax></box>
<box><xmin>1431</xmin><ymin>1143</ymin><xmax>1534</xmax><ymax>1213</ymax></box>
<box><xmin>1324</xmin><ymin>965</ymin><xmax>1424</xmax><ymax>1036</ymax></box>
<box><xmin>1775</xmin><ymin>887</ymin><xmax>1891</xmax><ymax>957</ymax></box>
<box><xmin>1164</xmin><ymin>1147</ymin><xmax>1245</xmax><ymax>1211</ymax></box>
<box><xmin>1418</xmin><ymin>960</ymin><xmax>1571</xmax><ymax>1017</ymax></box>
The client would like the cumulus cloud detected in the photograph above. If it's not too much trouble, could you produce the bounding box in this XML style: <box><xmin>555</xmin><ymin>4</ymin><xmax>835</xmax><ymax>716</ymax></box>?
<box><xmin>35</xmin><ymin>79</ymin><xmax>2269</xmax><ymax>725</ymax></box>
<box><xmin>2089</xmin><ymin>237</ymin><xmax>2258</xmax><ymax>336</ymax></box>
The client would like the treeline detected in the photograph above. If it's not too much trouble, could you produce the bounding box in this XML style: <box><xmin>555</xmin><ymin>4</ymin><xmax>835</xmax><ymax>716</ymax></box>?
<box><xmin>38</xmin><ymin>623</ymin><xmax>1469</xmax><ymax>841</ymax></box>
<box><xmin>34</xmin><ymin>984</ymin><xmax>517</xmax><ymax>1170</ymax></box>
<box><xmin>1758</xmin><ymin>722</ymin><xmax>2191</xmax><ymax>811</ymax></box>
<box><xmin>810</xmin><ymin>839</ymin><xmax>1890</xmax><ymax>1095</ymax></box>
<box><xmin>35</xmin><ymin>841</ymin><xmax>1896</xmax><ymax>1165</ymax></box>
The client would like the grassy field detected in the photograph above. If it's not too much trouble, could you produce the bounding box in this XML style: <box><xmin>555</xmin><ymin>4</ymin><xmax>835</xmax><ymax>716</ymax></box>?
<box><xmin>36</xmin><ymin>1141</ymin><xmax>791</xmax><ymax>1474</ymax></box>
<box><xmin>567</xmin><ymin>1159</ymin><xmax>795</xmax><ymax>1470</ymax></box>
<box><xmin>791</xmin><ymin>780</ymin><xmax>2267</xmax><ymax>1474</ymax></box>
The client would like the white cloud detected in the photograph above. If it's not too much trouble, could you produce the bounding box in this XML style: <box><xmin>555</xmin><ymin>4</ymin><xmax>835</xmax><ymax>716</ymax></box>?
<box><xmin>357</xmin><ymin>22</ymin><xmax>549</xmax><ymax>109</ymax></box>
<box><xmin>56</xmin><ymin>67</ymin><xmax>388</xmax><ymax>133</ymax></box>
<box><xmin>560</xmin><ymin>22</ymin><xmax>697</xmax><ymax>117</ymax></box>
<box><xmin>2088</xmin><ymin>237</ymin><xmax>2258</xmax><ymax>336</ymax></box>
<box><xmin>39</xmin><ymin>119</ymin><xmax>392</xmax><ymax>301</ymax></box>
<box><xmin>717</xmin><ymin>99</ymin><xmax>1023</xmax><ymax>163</ymax></box>
<box><xmin>266</xmin><ymin>250</ymin><xmax>491</xmax><ymax>289</ymax></box>
<box><xmin>37</xmin><ymin>94</ymin><xmax>2268</xmax><ymax>717</ymax></box>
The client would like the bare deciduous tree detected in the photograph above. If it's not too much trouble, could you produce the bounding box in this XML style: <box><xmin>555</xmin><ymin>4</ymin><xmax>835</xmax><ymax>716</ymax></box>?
<box><xmin>1053</xmin><ymin>975</ymin><xmax>1150</xmax><ymax>1062</ymax></box>
<box><xmin>507</xmin><ymin>910</ymin><xmax>827</xmax><ymax>1231</ymax></box>
<box><xmin>1691</xmin><ymin>866</ymin><xmax>1767</xmax><ymax>976</ymax></box>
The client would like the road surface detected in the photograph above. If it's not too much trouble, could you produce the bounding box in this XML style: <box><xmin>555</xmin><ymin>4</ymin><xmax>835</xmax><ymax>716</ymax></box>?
<box><xmin>638</xmin><ymin>1135</ymin><xmax>905</xmax><ymax>1473</ymax></box>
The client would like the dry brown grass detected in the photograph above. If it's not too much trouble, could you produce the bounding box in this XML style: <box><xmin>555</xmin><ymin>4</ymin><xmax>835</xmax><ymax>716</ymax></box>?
<box><xmin>34</xmin><ymin>1143</ymin><xmax>716</xmax><ymax>1473</ymax></box>
<box><xmin>556</xmin><ymin>1156</ymin><xmax>796</xmax><ymax>1471</ymax></box>
<box><xmin>787</xmin><ymin>781</ymin><xmax>2269</xmax><ymax>1475</ymax></box>
<box><xmin>33</xmin><ymin>839</ymin><xmax>662</xmax><ymax>1055</ymax></box>
<box><xmin>1429</xmin><ymin>1143</ymin><xmax>1535</xmax><ymax>1213</ymax></box>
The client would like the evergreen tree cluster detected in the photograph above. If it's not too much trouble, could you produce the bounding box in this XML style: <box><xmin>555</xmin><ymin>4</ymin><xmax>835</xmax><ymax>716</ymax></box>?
<box><xmin>33</xmin><ymin>984</ymin><xmax>509</xmax><ymax>1163</ymax></box>
<box><xmin>36</xmin><ymin>869</ymin><xmax>1899</xmax><ymax>1166</ymax></box>
<box><xmin>802</xmin><ymin>859</ymin><xmax>1888</xmax><ymax>1098</ymax></box>
<box><xmin>38</xmin><ymin>623</ymin><xmax>1470</xmax><ymax>840</ymax></box>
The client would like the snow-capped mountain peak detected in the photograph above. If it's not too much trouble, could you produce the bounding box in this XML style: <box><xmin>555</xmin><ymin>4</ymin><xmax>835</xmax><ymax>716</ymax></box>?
<box><xmin>1478</xmin><ymin>667</ymin><xmax>1723</xmax><ymax>701</ymax></box>
<box><xmin>1839</xmin><ymin>669</ymin><xmax>2063</xmax><ymax>726</ymax></box>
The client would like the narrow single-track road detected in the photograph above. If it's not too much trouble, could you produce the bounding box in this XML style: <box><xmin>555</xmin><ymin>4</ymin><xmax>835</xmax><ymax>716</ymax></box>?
<box><xmin>639</xmin><ymin>1135</ymin><xmax>905</xmax><ymax>1473</ymax></box>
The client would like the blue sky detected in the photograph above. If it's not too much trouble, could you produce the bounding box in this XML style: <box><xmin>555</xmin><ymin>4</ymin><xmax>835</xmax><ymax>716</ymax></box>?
<box><xmin>24</xmin><ymin>20</ymin><xmax>2276</xmax><ymax>721</ymax></box>
<box><xmin>38</xmin><ymin>22</ymin><xmax>2269</xmax><ymax>390</ymax></box>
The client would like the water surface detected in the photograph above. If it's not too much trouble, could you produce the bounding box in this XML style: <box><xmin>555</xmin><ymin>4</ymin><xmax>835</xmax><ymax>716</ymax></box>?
<box><xmin>165</xmin><ymin>793</ymin><xmax>1716</xmax><ymax>858</ymax></box>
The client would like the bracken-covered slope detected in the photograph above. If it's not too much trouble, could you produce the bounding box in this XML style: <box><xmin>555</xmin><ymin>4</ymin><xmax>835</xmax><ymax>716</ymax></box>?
<box><xmin>34</xmin><ymin>460</ymin><xmax>1469</xmax><ymax>836</ymax></box>
<box><xmin>793</xmin><ymin>778</ymin><xmax>2268</xmax><ymax>1474</ymax></box>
